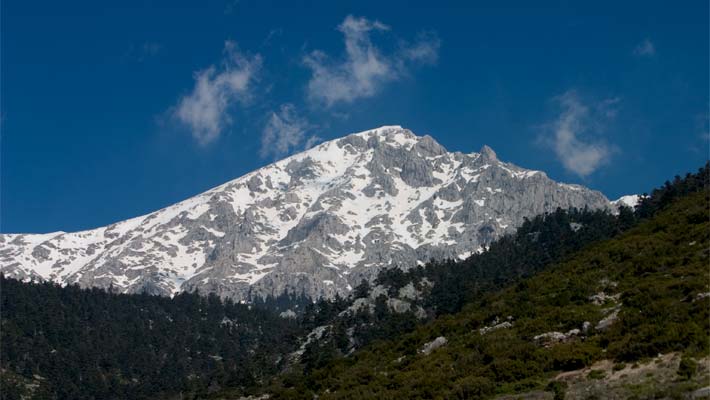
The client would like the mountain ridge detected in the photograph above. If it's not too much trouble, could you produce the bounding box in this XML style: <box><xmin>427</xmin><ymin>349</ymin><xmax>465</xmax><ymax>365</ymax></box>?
<box><xmin>0</xmin><ymin>126</ymin><xmax>613</xmax><ymax>301</ymax></box>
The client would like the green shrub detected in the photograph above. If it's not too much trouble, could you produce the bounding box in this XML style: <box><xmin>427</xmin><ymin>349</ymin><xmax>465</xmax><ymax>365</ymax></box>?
<box><xmin>677</xmin><ymin>356</ymin><xmax>697</xmax><ymax>380</ymax></box>
<box><xmin>550</xmin><ymin>343</ymin><xmax>597</xmax><ymax>371</ymax></box>
<box><xmin>450</xmin><ymin>376</ymin><xmax>494</xmax><ymax>400</ymax></box>
<box><xmin>588</xmin><ymin>369</ymin><xmax>606</xmax><ymax>380</ymax></box>
<box><xmin>545</xmin><ymin>380</ymin><xmax>567</xmax><ymax>400</ymax></box>
<box><xmin>613</xmin><ymin>362</ymin><xmax>626</xmax><ymax>372</ymax></box>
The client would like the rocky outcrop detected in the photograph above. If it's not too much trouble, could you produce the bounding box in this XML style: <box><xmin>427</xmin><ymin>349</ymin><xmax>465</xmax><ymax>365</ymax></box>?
<box><xmin>479</xmin><ymin>316</ymin><xmax>515</xmax><ymax>335</ymax></box>
<box><xmin>420</xmin><ymin>336</ymin><xmax>447</xmax><ymax>355</ymax></box>
<box><xmin>534</xmin><ymin>329</ymin><xmax>582</xmax><ymax>347</ymax></box>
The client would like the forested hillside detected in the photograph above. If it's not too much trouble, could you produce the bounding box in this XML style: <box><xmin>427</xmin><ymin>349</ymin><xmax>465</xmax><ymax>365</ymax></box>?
<box><xmin>254</xmin><ymin>184</ymin><xmax>710</xmax><ymax>399</ymax></box>
<box><xmin>0</xmin><ymin>283</ymin><xmax>305</xmax><ymax>399</ymax></box>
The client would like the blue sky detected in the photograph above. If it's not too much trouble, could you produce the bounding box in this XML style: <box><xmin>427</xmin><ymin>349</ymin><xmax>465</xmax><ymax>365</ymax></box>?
<box><xmin>2</xmin><ymin>0</ymin><xmax>708</xmax><ymax>233</ymax></box>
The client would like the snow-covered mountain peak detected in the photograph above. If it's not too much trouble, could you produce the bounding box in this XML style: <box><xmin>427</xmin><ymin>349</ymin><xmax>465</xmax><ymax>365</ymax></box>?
<box><xmin>0</xmin><ymin>126</ymin><xmax>613</xmax><ymax>301</ymax></box>
<box><xmin>345</xmin><ymin>125</ymin><xmax>422</xmax><ymax>150</ymax></box>
<box><xmin>350</xmin><ymin>125</ymin><xmax>407</xmax><ymax>138</ymax></box>
<box><xmin>612</xmin><ymin>194</ymin><xmax>641</xmax><ymax>208</ymax></box>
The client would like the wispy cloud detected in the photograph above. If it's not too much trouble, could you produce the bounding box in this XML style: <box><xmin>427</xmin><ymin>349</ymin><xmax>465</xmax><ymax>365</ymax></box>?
<box><xmin>303</xmin><ymin>15</ymin><xmax>440</xmax><ymax>107</ymax></box>
<box><xmin>173</xmin><ymin>41</ymin><xmax>261</xmax><ymax>146</ymax></box>
<box><xmin>633</xmin><ymin>39</ymin><xmax>656</xmax><ymax>57</ymax></box>
<box><xmin>261</xmin><ymin>28</ymin><xmax>283</xmax><ymax>47</ymax></box>
<box><xmin>260</xmin><ymin>104</ymin><xmax>320</xmax><ymax>159</ymax></box>
<box><xmin>303</xmin><ymin>134</ymin><xmax>322</xmax><ymax>150</ymax></box>
<box><xmin>542</xmin><ymin>90</ymin><xmax>618</xmax><ymax>177</ymax></box>
<box><xmin>398</xmin><ymin>31</ymin><xmax>440</xmax><ymax>65</ymax></box>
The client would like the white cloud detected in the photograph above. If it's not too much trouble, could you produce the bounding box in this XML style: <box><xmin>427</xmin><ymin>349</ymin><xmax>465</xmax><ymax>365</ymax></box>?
<box><xmin>399</xmin><ymin>32</ymin><xmax>440</xmax><ymax>65</ymax></box>
<box><xmin>304</xmin><ymin>134</ymin><xmax>323</xmax><ymax>150</ymax></box>
<box><xmin>174</xmin><ymin>41</ymin><xmax>261</xmax><ymax>145</ymax></box>
<box><xmin>260</xmin><ymin>104</ymin><xmax>319</xmax><ymax>159</ymax></box>
<box><xmin>633</xmin><ymin>39</ymin><xmax>656</xmax><ymax>57</ymax></box>
<box><xmin>303</xmin><ymin>15</ymin><xmax>440</xmax><ymax>107</ymax></box>
<box><xmin>544</xmin><ymin>90</ymin><xmax>617</xmax><ymax>177</ymax></box>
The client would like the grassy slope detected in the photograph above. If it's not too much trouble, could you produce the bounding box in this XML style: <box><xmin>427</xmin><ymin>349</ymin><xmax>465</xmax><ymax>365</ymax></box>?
<box><xmin>264</xmin><ymin>191</ymin><xmax>710</xmax><ymax>399</ymax></box>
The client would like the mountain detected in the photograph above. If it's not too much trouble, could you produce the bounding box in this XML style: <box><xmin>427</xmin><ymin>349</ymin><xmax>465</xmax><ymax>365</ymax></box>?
<box><xmin>2</xmin><ymin>165</ymin><xmax>706</xmax><ymax>400</ymax></box>
<box><xmin>0</xmin><ymin>126</ymin><xmax>612</xmax><ymax>301</ymax></box>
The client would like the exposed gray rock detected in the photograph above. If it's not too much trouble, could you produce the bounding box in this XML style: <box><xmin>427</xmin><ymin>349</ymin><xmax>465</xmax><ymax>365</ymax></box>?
<box><xmin>398</xmin><ymin>282</ymin><xmax>420</xmax><ymax>301</ymax></box>
<box><xmin>582</xmin><ymin>321</ymin><xmax>592</xmax><ymax>333</ymax></box>
<box><xmin>596</xmin><ymin>308</ymin><xmax>620</xmax><ymax>331</ymax></box>
<box><xmin>534</xmin><ymin>328</ymin><xmax>581</xmax><ymax>347</ymax></box>
<box><xmin>279</xmin><ymin>310</ymin><xmax>297</xmax><ymax>319</ymax></box>
<box><xmin>692</xmin><ymin>386</ymin><xmax>710</xmax><ymax>399</ymax></box>
<box><xmin>387</xmin><ymin>298</ymin><xmax>412</xmax><ymax>313</ymax></box>
<box><xmin>589</xmin><ymin>291</ymin><xmax>620</xmax><ymax>305</ymax></box>
<box><xmin>420</xmin><ymin>336</ymin><xmax>447</xmax><ymax>355</ymax></box>
<box><xmin>479</xmin><ymin>315</ymin><xmax>515</xmax><ymax>334</ymax></box>
<box><xmin>479</xmin><ymin>321</ymin><xmax>514</xmax><ymax>335</ymax></box>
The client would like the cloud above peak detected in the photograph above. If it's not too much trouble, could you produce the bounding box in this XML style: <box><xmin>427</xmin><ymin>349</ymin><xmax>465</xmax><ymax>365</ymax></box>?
<box><xmin>303</xmin><ymin>15</ymin><xmax>440</xmax><ymax>107</ymax></box>
<box><xmin>542</xmin><ymin>90</ymin><xmax>618</xmax><ymax>177</ymax></box>
<box><xmin>174</xmin><ymin>41</ymin><xmax>262</xmax><ymax>145</ymax></box>
<box><xmin>399</xmin><ymin>31</ymin><xmax>440</xmax><ymax>65</ymax></box>
<box><xmin>260</xmin><ymin>104</ymin><xmax>320</xmax><ymax>160</ymax></box>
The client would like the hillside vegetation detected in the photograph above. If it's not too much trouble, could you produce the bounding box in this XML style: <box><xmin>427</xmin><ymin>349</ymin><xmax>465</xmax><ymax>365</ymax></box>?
<box><xmin>260</xmin><ymin>189</ymin><xmax>710</xmax><ymax>399</ymax></box>
<box><xmin>0</xmin><ymin>283</ymin><xmax>304</xmax><ymax>399</ymax></box>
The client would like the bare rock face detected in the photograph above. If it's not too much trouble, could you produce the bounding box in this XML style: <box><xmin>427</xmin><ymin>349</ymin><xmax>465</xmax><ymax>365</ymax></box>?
<box><xmin>0</xmin><ymin>126</ymin><xmax>613</xmax><ymax>301</ymax></box>
<box><xmin>420</xmin><ymin>336</ymin><xmax>448</xmax><ymax>355</ymax></box>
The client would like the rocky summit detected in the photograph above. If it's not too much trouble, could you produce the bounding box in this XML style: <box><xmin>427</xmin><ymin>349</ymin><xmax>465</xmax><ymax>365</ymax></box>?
<box><xmin>0</xmin><ymin>126</ymin><xmax>612</xmax><ymax>301</ymax></box>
